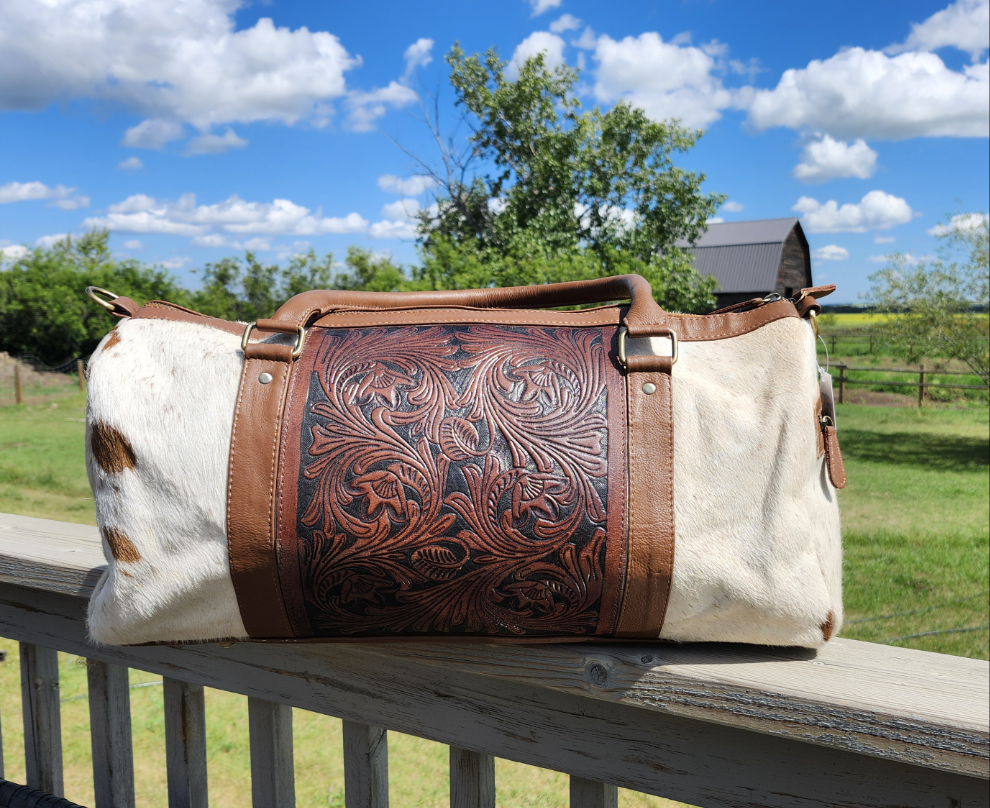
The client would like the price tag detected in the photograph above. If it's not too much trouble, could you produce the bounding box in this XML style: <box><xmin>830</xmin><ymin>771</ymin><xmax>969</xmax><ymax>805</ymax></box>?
<box><xmin>820</xmin><ymin>369</ymin><xmax>837</xmax><ymax>427</ymax></box>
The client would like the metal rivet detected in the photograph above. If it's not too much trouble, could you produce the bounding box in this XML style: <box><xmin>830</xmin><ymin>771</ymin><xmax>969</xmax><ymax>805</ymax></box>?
<box><xmin>258</xmin><ymin>372</ymin><xmax>273</xmax><ymax>384</ymax></box>
<box><xmin>642</xmin><ymin>382</ymin><xmax>656</xmax><ymax>395</ymax></box>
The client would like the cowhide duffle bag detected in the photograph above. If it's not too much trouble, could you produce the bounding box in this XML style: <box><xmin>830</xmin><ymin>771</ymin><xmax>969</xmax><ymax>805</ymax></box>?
<box><xmin>83</xmin><ymin>274</ymin><xmax>845</xmax><ymax>648</ymax></box>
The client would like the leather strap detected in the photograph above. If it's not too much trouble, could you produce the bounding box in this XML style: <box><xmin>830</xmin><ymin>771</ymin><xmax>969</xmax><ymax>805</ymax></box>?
<box><xmin>130</xmin><ymin>300</ymin><xmax>247</xmax><ymax>336</ymax></box>
<box><xmin>269</xmin><ymin>274</ymin><xmax>670</xmax><ymax>337</ymax></box>
<box><xmin>822</xmin><ymin>423</ymin><xmax>847</xmax><ymax>489</ymax></box>
<box><xmin>226</xmin><ymin>338</ymin><xmax>297</xmax><ymax>638</ymax></box>
<box><xmin>615</xmin><ymin>357</ymin><xmax>675</xmax><ymax>638</ymax></box>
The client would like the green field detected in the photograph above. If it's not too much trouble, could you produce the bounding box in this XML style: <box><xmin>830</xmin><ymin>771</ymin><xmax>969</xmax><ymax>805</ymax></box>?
<box><xmin>0</xmin><ymin>394</ymin><xmax>987</xmax><ymax>806</ymax></box>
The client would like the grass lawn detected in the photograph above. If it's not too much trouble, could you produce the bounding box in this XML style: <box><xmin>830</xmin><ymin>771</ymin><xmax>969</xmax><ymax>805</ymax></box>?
<box><xmin>0</xmin><ymin>394</ymin><xmax>987</xmax><ymax>806</ymax></box>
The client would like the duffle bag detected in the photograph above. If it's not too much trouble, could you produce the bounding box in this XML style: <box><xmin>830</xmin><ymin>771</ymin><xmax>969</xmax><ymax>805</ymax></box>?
<box><xmin>83</xmin><ymin>274</ymin><xmax>844</xmax><ymax>647</ymax></box>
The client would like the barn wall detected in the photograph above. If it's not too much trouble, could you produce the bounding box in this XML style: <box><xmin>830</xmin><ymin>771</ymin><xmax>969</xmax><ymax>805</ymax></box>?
<box><xmin>776</xmin><ymin>230</ymin><xmax>811</xmax><ymax>297</ymax></box>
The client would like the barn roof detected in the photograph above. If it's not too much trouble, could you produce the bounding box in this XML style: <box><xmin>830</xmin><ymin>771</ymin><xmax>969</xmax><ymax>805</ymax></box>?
<box><xmin>677</xmin><ymin>218</ymin><xmax>805</xmax><ymax>294</ymax></box>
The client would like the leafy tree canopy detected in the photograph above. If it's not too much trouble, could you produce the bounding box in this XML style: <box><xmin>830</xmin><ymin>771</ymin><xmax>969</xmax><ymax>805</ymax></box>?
<box><xmin>869</xmin><ymin>214</ymin><xmax>989</xmax><ymax>385</ymax></box>
<box><xmin>407</xmin><ymin>45</ymin><xmax>723</xmax><ymax>312</ymax></box>
<box><xmin>0</xmin><ymin>231</ymin><xmax>188</xmax><ymax>364</ymax></box>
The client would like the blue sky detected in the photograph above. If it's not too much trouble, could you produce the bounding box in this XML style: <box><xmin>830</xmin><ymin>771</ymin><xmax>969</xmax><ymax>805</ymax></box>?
<box><xmin>0</xmin><ymin>0</ymin><xmax>987</xmax><ymax>303</ymax></box>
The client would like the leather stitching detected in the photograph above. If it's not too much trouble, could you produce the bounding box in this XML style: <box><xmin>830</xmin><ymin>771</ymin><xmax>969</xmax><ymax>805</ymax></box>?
<box><xmin>265</xmin><ymin>361</ymin><xmax>293</xmax><ymax>634</ymax></box>
<box><xmin>226</xmin><ymin>357</ymin><xmax>249</xmax><ymax>621</ymax></box>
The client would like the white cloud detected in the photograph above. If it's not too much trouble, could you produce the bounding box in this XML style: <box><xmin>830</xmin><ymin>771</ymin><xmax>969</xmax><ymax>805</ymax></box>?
<box><xmin>377</xmin><ymin>174</ymin><xmax>435</xmax><ymax>196</ymax></box>
<box><xmin>722</xmin><ymin>200</ymin><xmax>745</xmax><ymax>212</ymax></box>
<box><xmin>403</xmin><ymin>38</ymin><xmax>434</xmax><ymax>80</ymax></box>
<box><xmin>508</xmin><ymin>32</ymin><xmax>566</xmax><ymax>80</ymax></box>
<box><xmin>549</xmin><ymin>14</ymin><xmax>582</xmax><ymax>33</ymax></box>
<box><xmin>346</xmin><ymin>81</ymin><xmax>418</xmax><ymax>132</ymax></box>
<box><xmin>159</xmin><ymin>256</ymin><xmax>191</xmax><ymax>269</ymax></box>
<box><xmin>591</xmin><ymin>32</ymin><xmax>747</xmax><ymax>129</ymax></box>
<box><xmin>0</xmin><ymin>244</ymin><xmax>29</xmax><ymax>261</ymax></box>
<box><xmin>528</xmin><ymin>0</ymin><xmax>562</xmax><ymax>17</ymax></box>
<box><xmin>572</xmin><ymin>27</ymin><xmax>597</xmax><ymax>50</ymax></box>
<box><xmin>868</xmin><ymin>253</ymin><xmax>927</xmax><ymax>264</ymax></box>
<box><xmin>0</xmin><ymin>180</ymin><xmax>88</xmax><ymax>208</ymax></box>
<box><xmin>370</xmin><ymin>198</ymin><xmax>421</xmax><ymax>239</ymax></box>
<box><xmin>84</xmin><ymin>192</ymin><xmax>369</xmax><ymax>239</ymax></box>
<box><xmin>121</xmin><ymin>119</ymin><xmax>185</xmax><ymax>150</ymax></box>
<box><xmin>35</xmin><ymin>233</ymin><xmax>71</xmax><ymax>249</ymax></box>
<box><xmin>927</xmin><ymin>212</ymin><xmax>990</xmax><ymax>235</ymax></box>
<box><xmin>873</xmin><ymin>235</ymin><xmax>896</xmax><ymax>244</ymax></box>
<box><xmin>793</xmin><ymin>190</ymin><xmax>914</xmax><ymax>233</ymax></box>
<box><xmin>118</xmin><ymin>156</ymin><xmax>144</xmax><ymax>171</ymax></box>
<box><xmin>792</xmin><ymin>135</ymin><xmax>878</xmax><ymax>183</ymax></box>
<box><xmin>369</xmin><ymin>219</ymin><xmax>418</xmax><ymax>239</ymax></box>
<box><xmin>706</xmin><ymin>216</ymin><xmax>724</xmax><ymax>224</ymax></box>
<box><xmin>121</xmin><ymin>239</ymin><xmax>143</xmax><ymax>249</ymax></box>
<box><xmin>0</xmin><ymin>1</ymin><xmax>360</xmax><ymax>136</ymax></box>
<box><xmin>747</xmin><ymin>48</ymin><xmax>989</xmax><ymax>139</ymax></box>
<box><xmin>888</xmin><ymin>0</ymin><xmax>989</xmax><ymax>61</ymax></box>
<box><xmin>185</xmin><ymin>128</ymin><xmax>248</xmax><ymax>155</ymax></box>
<box><xmin>812</xmin><ymin>245</ymin><xmax>849</xmax><ymax>261</ymax></box>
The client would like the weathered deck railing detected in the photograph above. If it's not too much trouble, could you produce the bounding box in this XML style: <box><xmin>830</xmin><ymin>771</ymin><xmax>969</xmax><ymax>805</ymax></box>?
<box><xmin>0</xmin><ymin>511</ymin><xmax>987</xmax><ymax>808</ymax></box>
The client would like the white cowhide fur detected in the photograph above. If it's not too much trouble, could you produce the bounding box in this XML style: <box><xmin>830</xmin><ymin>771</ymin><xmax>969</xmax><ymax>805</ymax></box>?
<box><xmin>86</xmin><ymin>315</ymin><xmax>841</xmax><ymax>647</ymax></box>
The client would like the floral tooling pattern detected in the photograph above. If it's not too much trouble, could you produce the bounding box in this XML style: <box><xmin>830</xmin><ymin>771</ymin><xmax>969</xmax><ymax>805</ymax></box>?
<box><xmin>292</xmin><ymin>325</ymin><xmax>614</xmax><ymax>636</ymax></box>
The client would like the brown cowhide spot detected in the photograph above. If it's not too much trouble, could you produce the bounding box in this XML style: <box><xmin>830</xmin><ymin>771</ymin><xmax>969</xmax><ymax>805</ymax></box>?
<box><xmin>820</xmin><ymin>610</ymin><xmax>835</xmax><ymax>642</ymax></box>
<box><xmin>90</xmin><ymin>422</ymin><xmax>137</xmax><ymax>474</ymax></box>
<box><xmin>101</xmin><ymin>526</ymin><xmax>141</xmax><ymax>564</ymax></box>
<box><xmin>101</xmin><ymin>329</ymin><xmax>122</xmax><ymax>352</ymax></box>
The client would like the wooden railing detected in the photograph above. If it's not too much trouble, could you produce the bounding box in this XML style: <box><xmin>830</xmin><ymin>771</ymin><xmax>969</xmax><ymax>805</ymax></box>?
<box><xmin>0</xmin><ymin>511</ymin><xmax>987</xmax><ymax>808</ymax></box>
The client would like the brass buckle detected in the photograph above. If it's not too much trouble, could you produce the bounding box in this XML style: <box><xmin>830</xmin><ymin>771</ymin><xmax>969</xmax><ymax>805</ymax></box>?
<box><xmin>86</xmin><ymin>286</ymin><xmax>119</xmax><ymax>312</ymax></box>
<box><xmin>617</xmin><ymin>326</ymin><xmax>677</xmax><ymax>368</ymax></box>
<box><xmin>241</xmin><ymin>322</ymin><xmax>307</xmax><ymax>359</ymax></box>
<box><xmin>808</xmin><ymin>309</ymin><xmax>819</xmax><ymax>339</ymax></box>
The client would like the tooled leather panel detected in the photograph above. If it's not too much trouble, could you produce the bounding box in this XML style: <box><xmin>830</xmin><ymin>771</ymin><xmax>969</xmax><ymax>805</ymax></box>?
<box><xmin>277</xmin><ymin>324</ymin><xmax>626</xmax><ymax>637</ymax></box>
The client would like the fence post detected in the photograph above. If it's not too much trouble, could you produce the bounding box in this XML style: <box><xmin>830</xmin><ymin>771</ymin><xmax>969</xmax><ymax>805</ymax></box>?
<box><xmin>837</xmin><ymin>364</ymin><xmax>846</xmax><ymax>405</ymax></box>
<box><xmin>918</xmin><ymin>364</ymin><xmax>926</xmax><ymax>408</ymax></box>
<box><xmin>831</xmin><ymin>334</ymin><xmax>837</xmax><ymax>355</ymax></box>
<box><xmin>14</xmin><ymin>361</ymin><xmax>23</xmax><ymax>405</ymax></box>
<box><xmin>869</xmin><ymin>334</ymin><xmax>874</xmax><ymax>355</ymax></box>
<box><xmin>77</xmin><ymin>359</ymin><xmax>86</xmax><ymax>393</ymax></box>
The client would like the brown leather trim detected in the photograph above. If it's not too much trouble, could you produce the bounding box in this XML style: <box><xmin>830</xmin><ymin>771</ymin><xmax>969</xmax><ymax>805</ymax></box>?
<box><xmin>314</xmin><ymin>307</ymin><xmax>622</xmax><ymax>329</ymax></box>
<box><xmin>313</xmin><ymin>299</ymin><xmax>800</xmax><ymax>343</ymax></box>
<box><xmin>615</xmin><ymin>360</ymin><xmax>675</xmax><ymax>638</ymax></box>
<box><xmin>823</xmin><ymin>424</ymin><xmax>847</xmax><ymax>489</ymax></box>
<box><xmin>597</xmin><ymin>327</ymin><xmax>629</xmax><ymax>636</ymax></box>
<box><xmin>226</xmin><ymin>349</ymin><xmax>296</xmax><ymax>638</ymax></box>
<box><xmin>131</xmin><ymin>300</ymin><xmax>246</xmax><ymax>336</ymax></box>
<box><xmin>275</xmin><ymin>337</ymin><xmax>318</xmax><ymax>638</ymax></box>
<box><xmin>271</xmin><ymin>274</ymin><xmax>662</xmax><ymax>332</ymax></box>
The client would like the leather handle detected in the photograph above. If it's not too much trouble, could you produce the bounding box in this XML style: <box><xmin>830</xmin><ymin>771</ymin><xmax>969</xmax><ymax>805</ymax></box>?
<box><xmin>269</xmin><ymin>274</ymin><xmax>667</xmax><ymax>337</ymax></box>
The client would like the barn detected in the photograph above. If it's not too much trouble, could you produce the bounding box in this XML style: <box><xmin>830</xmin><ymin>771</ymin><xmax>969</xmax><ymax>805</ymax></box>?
<box><xmin>681</xmin><ymin>218</ymin><xmax>813</xmax><ymax>308</ymax></box>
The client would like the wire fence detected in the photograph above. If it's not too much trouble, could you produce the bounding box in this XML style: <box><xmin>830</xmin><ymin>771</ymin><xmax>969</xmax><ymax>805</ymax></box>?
<box><xmin>0</xmin><ymin>353</ymin><xmax>88</xmax><ymax>407</ymax></box>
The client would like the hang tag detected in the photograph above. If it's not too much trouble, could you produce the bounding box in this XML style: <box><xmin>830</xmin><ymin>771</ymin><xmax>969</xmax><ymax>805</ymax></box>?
<box><xmin>819</xmin><ymin>369</ymin><xmax>837</xmax><ymax>428</ymax></box>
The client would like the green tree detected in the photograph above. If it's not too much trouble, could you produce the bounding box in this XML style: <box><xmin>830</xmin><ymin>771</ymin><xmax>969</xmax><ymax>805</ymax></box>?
<box><xmin>405</xmin><ymin>45</ymin><xmax>722</xmax><ymax>312</ymax></box>
<box><xmin>869</xmin><ymin>214</ymin><xmax>990</xmax><ymax>385</ymax></box>
<box><xmin>329</xmin><ymin>247</ymin><xmax>406</xmax><ymax>292</ymax></box>
<box><xmin>191</xmin><ymin>248</ymin><xmax>336</xmax><ymax>321</ymax></box>
<box><xmin>0</xmin><ymin>230</ymin><xmax>188</xmax><ymax>363</ymax></box>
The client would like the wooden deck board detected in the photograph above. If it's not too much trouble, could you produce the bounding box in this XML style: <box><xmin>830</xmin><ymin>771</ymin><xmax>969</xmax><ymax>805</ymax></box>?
<box><xmin>0</xmin><ymin>511</ymin><xmax>987</xmax><ymax>783</ymax></box>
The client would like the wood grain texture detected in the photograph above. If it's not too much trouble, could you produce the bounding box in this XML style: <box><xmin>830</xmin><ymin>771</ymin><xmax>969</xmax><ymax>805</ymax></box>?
<box><xmin>342</xmin><ymin>721</ymin><xmax>388</xmax><ymax>808</ymax></box>
<box><xmin>248</xmin><ymin>697</ymin><xmax>295</xmax><ymax>808</ymax></box>
<box><xmin>19</xmin><ymin>642</ymin><xmax>63</xmax><ymax>796</ymax></box>
<box><xmin>1</xmin><ymin>511</ymin><xmax>985</xmax><ymax>779</ymax></box>
<box><xmin>163</xmin><ymin>677</ymin><xmax>208</xmax><ymax>808</ymax></box>
<box><xmin>570</xmin><ymin>777</ymin><xmax>617</xmax><ymax>808</ymax></box>
<box><xmin>0</xmin><ymin>513</ymin><xmax>104</xmax><ymax>597</ymax></box>
<box><xmin>449</xmin><ymin>747</ymin><xmax>495</xmax><ymax>808</ymax></box>
<box><xmin>0</xmin><ymin>583</ymin><xmax>985</xmax><ymax>808</ymax></box>
<box><xmin>87</xmin><ymin>660</ymin><xmax>135</xmax><ymax>808</ymax></box>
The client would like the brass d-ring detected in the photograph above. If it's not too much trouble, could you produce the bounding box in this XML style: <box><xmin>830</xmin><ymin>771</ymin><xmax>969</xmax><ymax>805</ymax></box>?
<box><xmin>86</xmin><ymin>286</ymin><xmax>119</xmax><ymax>312</ymax></box>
